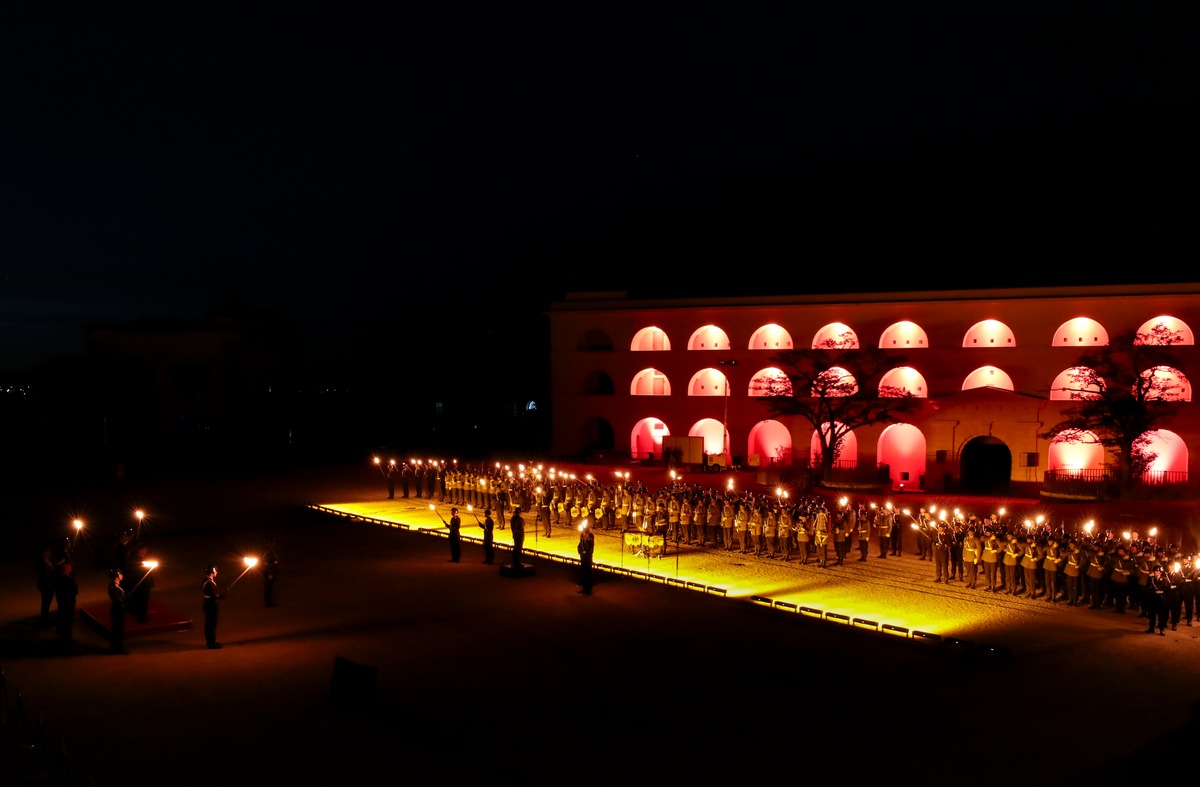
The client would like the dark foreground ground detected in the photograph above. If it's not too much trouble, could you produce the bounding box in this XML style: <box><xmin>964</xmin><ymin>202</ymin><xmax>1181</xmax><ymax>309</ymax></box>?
<box><xmin>1</xmin><ymin>462</ymin><xmax>1199</xmax><ymax>787</ymax></box>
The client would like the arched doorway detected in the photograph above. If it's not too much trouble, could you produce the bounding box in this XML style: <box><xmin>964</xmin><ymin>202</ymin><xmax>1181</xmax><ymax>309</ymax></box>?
<box><xmin>579</xmin><ymin>417</ymin><xmax>614</xmax><ymax>458</ymax></box>
<box><xmin>960</xmin><ymin>436</ymin><xmax>1012</xmax><ymax>494</ymax></box>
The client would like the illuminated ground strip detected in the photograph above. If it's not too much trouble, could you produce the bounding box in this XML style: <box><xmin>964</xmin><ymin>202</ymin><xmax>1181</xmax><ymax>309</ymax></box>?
<box><xmin>308</xmin><ymin>500</ymin><xmax>1014</xmax><ymax>658</ymax></box>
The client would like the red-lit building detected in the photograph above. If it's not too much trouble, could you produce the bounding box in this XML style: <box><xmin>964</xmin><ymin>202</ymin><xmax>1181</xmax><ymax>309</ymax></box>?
<box><xmin>548</xmin><ymin>283</ymin><xmax>1200</xmax><ymax>497</ymax></box>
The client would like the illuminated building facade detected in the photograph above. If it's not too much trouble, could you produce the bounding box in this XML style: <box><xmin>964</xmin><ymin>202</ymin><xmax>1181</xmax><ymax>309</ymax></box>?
<box><xmin>548</xmin><ymin>283</ymin><xmax>1200</xmax><ymax>495</ymax></box>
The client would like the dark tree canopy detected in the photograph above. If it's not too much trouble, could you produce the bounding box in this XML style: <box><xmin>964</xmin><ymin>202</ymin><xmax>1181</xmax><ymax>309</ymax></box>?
<box><xmin>1041</xmin><ymin>325</ymin><xmax>1187</xmax><ymax>491</ymax></box>
<box><xmin>756</xmin><ymin>336</ymin><xmax>921</xmax><ymax>478</ymax></box>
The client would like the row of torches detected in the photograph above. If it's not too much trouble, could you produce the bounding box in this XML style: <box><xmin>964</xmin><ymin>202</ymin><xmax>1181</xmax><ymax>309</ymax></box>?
<box><xmin>67</xmin><ymin>510</ymin><xmax>261</xmax><ymax>590</ymax></box>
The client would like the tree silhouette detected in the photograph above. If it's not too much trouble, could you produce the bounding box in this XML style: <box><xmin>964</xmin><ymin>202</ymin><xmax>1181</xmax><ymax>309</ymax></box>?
<box><xmin>1041</xmin><ymin>325</ymin><xmax>1187</xmax><ymax>492</ymax></box>
<box><xmin>755</xmin><ymin>335</ymin><xmax>921</xmax><ymax>482</ymax></box>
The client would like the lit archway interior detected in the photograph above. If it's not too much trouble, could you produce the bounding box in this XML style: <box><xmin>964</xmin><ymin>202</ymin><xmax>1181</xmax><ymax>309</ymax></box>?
<box><xmin>687</xmin><ymin>367</ymin><xmax>729</xmax><ymax>396</ymax></box>
<box><xmin>1141</xmin><ymin>429</ymin><xmax>1188</xmax><ymax>481</ymax></box>
<box><xmin>814</xmin><ymin>366</ymin><xmax>858</xmax><ymax>396</ymax></box>
<box><xmin>810</xmin><ymin>422</ymin><xmax>857</xmax><ymax>467</ymax></box>
<box><xmin>1141</xmin><ymin>366</ymin><xmax>1191</xmax><ymax>401</ymax></box>
<box><xmin>1052</xmin><ymin>317</ymin><xmax>1108</xmax><ymax>346</ymax></box>
<box><xmin>812</xmin><ymin>322</ymin><xmax>859</xmax><ymax>348</ymax></box>
<box><xmin>630</xmin><ymin>326</ymin><xmax>671</xmax><ymax>351</ymax></box>
<box><xmin>748</xmin><ymin>420</ymin><xmax>793</xmax><ymax>466</ymax></box>
<box><xmin>878</xmin><ymin>423</ymin><xmax>926</xmax><ymax>492</ymax></box>
<box><xmin>749</xmin><ymin>323</ymin><xmax>793</xmax><ymax>350</ymax></box>
<box><xmin>1049</xmin><ymin>367</ymin><xmax>1102</xmax><ymax>400</ymax></box>
<box><xmin>1047</xmin><ymin>430</ymin><xmax>1105</xmax><ymax>471</ymax></box>
<box><xmin>879</xmin><ymin>366</ymin><xmax>927</xmax><ymax>397</ymax></box>
<box><xmin>749</xmin><ymin>367</ymin><xmax>792</xmax><ymax>397</ymax></box>
<box><xmin>688</xmin><ymin>417</ymin><xmax>726</xmax><ymax>458</ymax></box>
<box><xmin>630</xmin><ymin>368</ymin><xmax>671</xmax><ymax>396</ymax></box>
<box><xmin>1136</xmin><ymin>316</ymin><xmax>1194</xmax><ymax>345</ymax></box>
<box><xmin>962</xmin><ymin>366</ymin><xmax>1015</xmax><ymax>391</ymax></box>
<box><xmin>630</xmin><ymin>417</ymin><xmax>670</xmax><ymax>461</ymax></box>
<box><xmin>962</xmin><ymin>319</ymin><xmax>1016</xmax><ymax>347</ymax></box>
<box><xmin>878</xmin><ymin>320</ymin><xmax>929</xmax><ymax>349</ymax></box>
<box><xmin>687</xmin><ymin>324</ymin><xmax>731</xmax><ymax>350</ymax></box>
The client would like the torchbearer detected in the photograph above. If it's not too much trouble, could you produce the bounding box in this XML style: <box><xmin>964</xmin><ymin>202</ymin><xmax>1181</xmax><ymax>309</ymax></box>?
<box><xmin>576</xmin><ymin>519</ymin><xmax>595</xmax><ymax>595</ymax></box>
<box><xmin>432</xmin><ymin>506</ymin><xmax>462</xmax><ymax>563</ymax></box>
<box><xmin>202</xmin><ymin>565</ymin><xmax>227</xmax><ymax>650</ymax></box>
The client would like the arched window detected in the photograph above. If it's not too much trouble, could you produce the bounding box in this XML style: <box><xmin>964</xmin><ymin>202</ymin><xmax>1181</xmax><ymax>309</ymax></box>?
<box><xmin>630</xmin><ymin>368</ymin><xmax>671</xmax><ymax>396</ymax></box>
<box><xmin>1140</xmin><ymin>429</ymin><xmax>1188</xmax><ymax>482</ymax></box>
<box><xmin>578</xmin><ymin>328</ymin><xmax>615</xmax><ymax>351</ymax></box>
<box><xmin>879</xmin><ymin>366</ymin><xmax>927</xmax><ymax>397</ymax></box>
<box><xmin>749</xmin><ymin>367</ymin><xmax>792</xmax><ymax>397</ymax></box>
<box><xmin>810</xmin><ymin>422</ymin><xmax>857</xmax><ymax>467</ymax></box>
<box><xmin>630</xmin><ymin>417</ymin><xmax>670</xmax><ymax>461</ymax></box>
<box><xmin>630</xmin><ymin>326</ymin><xmax>671</xmax><ymax>351</ymax></box>
<box><xmin>812</xmin><ymin>322</ymin><xmax>859</xmax><ymax>349</ymax></box>
<box><xmin>748</xmin><ymin>323</ymin><xmax>793</xmax><ymax>350</ymax></box>
<box><xmin>1047</xmin><ymin>430</ymin><xmax>1105</xmax><ymax>472</ymax></box>
<box><xmin>687</xmin><ymin>368</ymin><xmax>730</xmax><ymax>396</ymax></box>
<box><xmin>1135</xmin><ymin>316</ymin><xmax>1195</xmax><ymax>345</ymax></box>
<box><xmin>687</xmin><ymin>324</ymin><xmax>731</xmax><ymax>350</ymax></box>
<box><xmin>878</xmin><ymin>320</ymin><xmax>929</xmax><ymax>349</ymax></box>
<box><xmin>748</xmin><ymin>420</ymin><xmax>793</xmax><ymax>466</ymax></box>
<box><xmin>1141</xmin><ymin>366</ymin><xmax>1191</xmax><ymax>401</ymax></box>
<box><xmin>962</xmin><ymin>366</ymin><xmax>1015</xmax><ymax>391</ymax></box>
<box><xmin>1051</xmin><ymin>317</ymin><xmax>1108</xmax><ymax>346</ymax></box>
<box><xmin>814</xmin><ymin>366</ymin><xmax>858</xmax><ymax>397</ymax></box>
<box><xmin>688</xmin><ymin>418</ymin><xmax>727</xmax><ymax>457</ymax></box>
<box><xmin>962</xmin><ymin>319</ymin><xmax>1016</xmax><ymax>347</ymax></box>
<box><xmin>1049</xmin><ymin>367</ymin><xmax>1103</xmax><ymax>400</ymax></box>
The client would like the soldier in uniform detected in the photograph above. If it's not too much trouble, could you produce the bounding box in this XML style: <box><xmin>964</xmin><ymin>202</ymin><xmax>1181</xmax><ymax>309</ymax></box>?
<box><xmin>1062</xmin><ymin>539</ymin><xmax>1085</xmax><ymax>605</ymax></box>
<box><xmin>202</xmin><ymin>564</ymin><xmax>224</xmax><ymax>649</ymax></box>
<box><xmin>1108</xmin><ymin>545</ymin><xmax>1135</xmax><ymax>614</ymax></box>
<box><xmin>1144</xmin><ymin>565</ymin><xmax>1168</xmax><ymax>635</ymax></box>
<box><xmin>856</xmin><ymin>505</ymin><xmax>871</xmax><ymax>562</ymax></box>
<box><xmin>962</xmin><ymin>528</ymin><xmax>983</xmax><ymax>589</ymax></box>
<box><xmin>981</xmin><ymin>529</ymin><xmax>1003</xmax><ymax>592</ymax></box>
<box><xmin>109</xmin><ymin>568</ymin><xmax>128</xmax><ymax>654</ymax></box>
<box><xmin>875</xmin><ymin>505</ymin><xmax>892</xmax><ymax>558</ymax></box>
<box><xmin>1002</xmin><ymin>535</ymin><xmax>1024</xmax><ymax>596</ymax></box>
<box><xmin>813</xmin><ymin>506</ymin><xmax>831</xmax><ymax>568</ymax></box>
<box><xmin>1041</xmin><ymin>538</ymin><xmax>1063</xmax><ymax>602</ymax></box>
<box><xmin>931</xmin><ymin>522</ymin><xmax>953</xmax><ymax>583</ymax></box>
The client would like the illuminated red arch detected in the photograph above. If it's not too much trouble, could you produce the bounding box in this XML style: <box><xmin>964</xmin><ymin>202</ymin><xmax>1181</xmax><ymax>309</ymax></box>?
<box><xmin>630</xmin><ymin>326</ymin><xmax>671</xmax><ymax>351</ymax></box>
<box><xmin>877</xmin><ymin>423</ymin><xmax>926</xmax><ymax>492</ymax></box>
<box><xmin>812</xmin><ymin>323</ymin><xmax>859</xmax><ymax>349</ymax></box>
<box><xmin>749</xmin><ymin>367</ymin><xmax>791</xmax><ymax>397</ymax></box>
<box><xmin>1052</xmin><ymin>317</ymin><xmax>1108</xmax><ymax>346</ymax></box>
<box><xmin>687</xmin><ymin>367</ymin><xmax>729</xmax><ymax>396</ymax></box>
<box><xmin>962</xmin><ymin>366</ymin><xmax>1014</xmax><ymax>391</ymax></box>
<box><xmin>878</xmin><ymin>320</ymin><xmax>929</xmax><ymax>349</ymax></box>
<box><xmin>1049</xmin><ymin>367</ymin><xmax>1102</xmax><ymax>400</ymax></box>
<box><xmin>879</xmin><ymin>366</ymin><xmax>927</xmax><ymax>397</ymax></box>
<box><xmin>1047</xmin><ymin>430</ymin><xmax>1105</xmax><ymax>472</ymax></box>
<box><xmin>1135</xmin><ymin>316</ymin><xmax>1194</xmax><ymax>345</ymax></box>
<box><xmin>962</xmin><ymin>319</ymin><xmax>1016</xmax><ymax>347</ymax></box>
<box><xmin>748</xmin><ymin>323</ymin><xmax>793</xmax><ymax>350</ymax></box>
<box><xmin>629</xmin><ymin>417</ymin><xmax>670</xmax><ymax>460</ymax></box>
<box><xmin>687</xmin><ymin>324</ymin><xmax>731</xmax><ymax>350</ymax></box>
<box><xmin>630</xmin><ymin>368</ymin><xmax>671</xmax><ymax>396</ymax></box>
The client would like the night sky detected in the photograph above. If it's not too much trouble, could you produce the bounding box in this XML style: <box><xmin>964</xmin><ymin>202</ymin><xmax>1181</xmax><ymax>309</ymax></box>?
<box><xmin>4</xmin><ymin>4</ymin><xmax>1199</xmax><ymax>374</ymax></box>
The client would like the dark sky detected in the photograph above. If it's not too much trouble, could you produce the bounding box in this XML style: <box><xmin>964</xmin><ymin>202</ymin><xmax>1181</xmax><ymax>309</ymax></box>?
<box><xmin>3</xmin><ymin>4</ymin><xmax>1199</xmax><ymax>373</ymax></box>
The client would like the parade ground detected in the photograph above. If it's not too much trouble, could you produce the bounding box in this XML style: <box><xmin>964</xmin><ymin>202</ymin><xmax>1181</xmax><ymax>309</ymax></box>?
<box><xmin>2</xmin><ymin>461</ymin><xmax>1200</xmax><ymax>786</ymax></box>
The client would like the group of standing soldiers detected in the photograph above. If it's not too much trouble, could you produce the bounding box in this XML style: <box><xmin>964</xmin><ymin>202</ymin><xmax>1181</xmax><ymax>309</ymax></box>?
<box><xmin>380</xmin><ymin>458</ymin><xmax>1194</xmax><ymax>635</ymax></box>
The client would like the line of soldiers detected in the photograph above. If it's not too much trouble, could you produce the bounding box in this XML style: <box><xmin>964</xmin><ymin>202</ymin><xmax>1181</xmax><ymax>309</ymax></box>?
<box><xmin>390</xmin><ymin>458</ymin><xmax>1196</xmax><ymax>633</ymax></box>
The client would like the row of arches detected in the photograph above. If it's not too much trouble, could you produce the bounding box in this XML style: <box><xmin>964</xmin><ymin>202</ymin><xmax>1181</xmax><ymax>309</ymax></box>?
<box><xmin>623</xmin><ymin>316</ymin><xmax>1195</xmax><ymax>352</ymax></box>
<box><xmin>621</xmin><ymin>365</ymin><xmax>1194</xmax><ymax>401</ymax></box>
<box><xmin>624</xmin><ymin>417</ymin><xmax>1189</xmax><ymax>490</ymax></box>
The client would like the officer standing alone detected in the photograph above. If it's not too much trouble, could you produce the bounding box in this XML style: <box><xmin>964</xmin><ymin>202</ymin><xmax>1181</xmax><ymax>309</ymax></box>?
<box><xmin>577</xmin><ymin>520</ymin><xmax>595</xmax><ymax>595</ymax></box>
<box><xmin>203</xmin><ymin>565</ymin><xmax>225</xmax><ymax>649</ymax></box>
